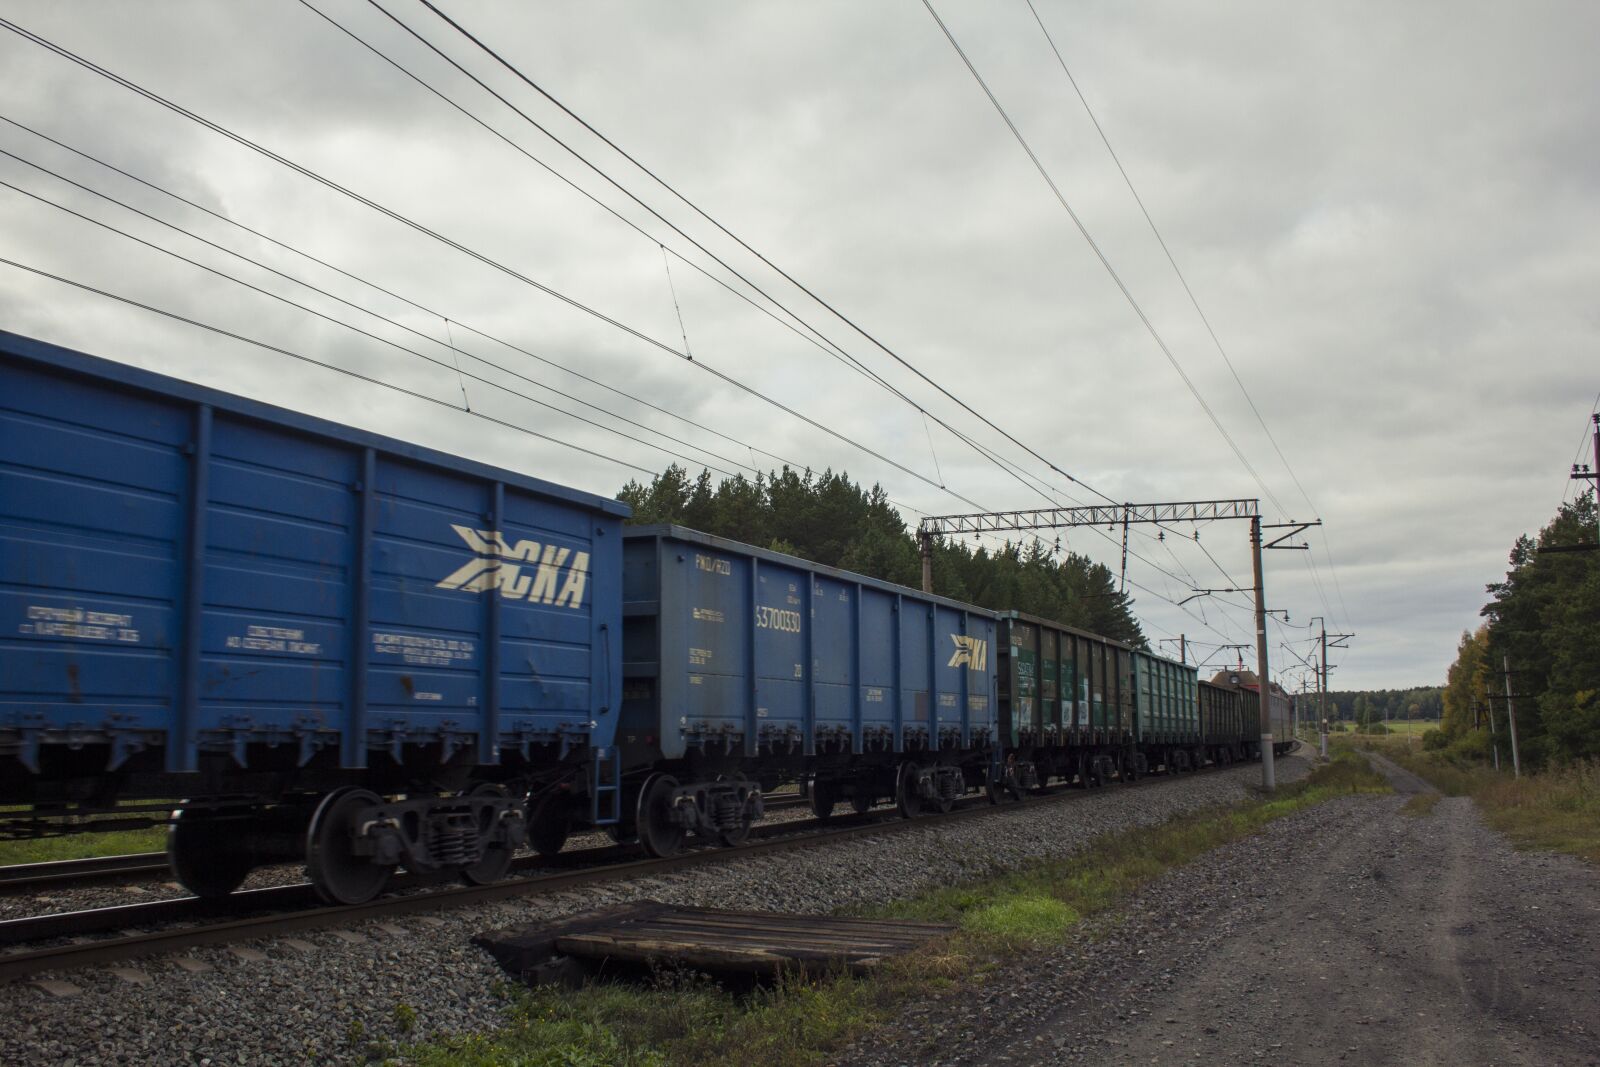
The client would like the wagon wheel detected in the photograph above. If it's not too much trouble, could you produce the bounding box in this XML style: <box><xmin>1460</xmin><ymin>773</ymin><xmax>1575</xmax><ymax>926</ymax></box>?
<box><xmin>637</xmin><ymin>773</ymin><xmax>686</xmax><ymax>858</ymax></box>
<box><xmin>809</xmin><ymin>777</ymin><xmax>838</xmax><ymax>820</ymax></box>
<box><xmin>167</xmin><ymin>805</ymin><xmax>254</xmax><ymax>899</ymax></box>
<box><xmin>527</xmin><ymin>790</ymin><xmax>575</xmax><ymax>857</ymax></box>
<box><xmin>1073</xmin><ymin>752</ymin><xmax>1091</xmax><ymax>790</ymax></box>
<box><xmin>306</xmin><ymin>787</ymin><xmax>391</xmax><ymax>905</ymax></box>
<box><xmin>895</xmin><ymin>762</ymin><xmax>924</xmax><ymax>819</ymax></box>
<box><xmin>850</xmin><ymin>786</ymin><xmax>874</xmax><ymax>814</ymax></box>
<box><xmin>461</xmin><ymin>783</ymin><xmax>515</xmax><ymax>886</ymax></box>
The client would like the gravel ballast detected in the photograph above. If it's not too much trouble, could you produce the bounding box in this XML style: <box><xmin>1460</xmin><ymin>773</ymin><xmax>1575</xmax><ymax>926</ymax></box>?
<box><xmin>0</xmin><ymin>756</ymin><xmax>1307</xmax><ymax>1066</ymax></box>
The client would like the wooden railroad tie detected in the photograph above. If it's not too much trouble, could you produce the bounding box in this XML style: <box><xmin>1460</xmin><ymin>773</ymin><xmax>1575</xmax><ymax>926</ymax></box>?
<box><xmin>475</xmin><ymin>900</ymin><xmax>953</xmax><ymax>983</ymax></box>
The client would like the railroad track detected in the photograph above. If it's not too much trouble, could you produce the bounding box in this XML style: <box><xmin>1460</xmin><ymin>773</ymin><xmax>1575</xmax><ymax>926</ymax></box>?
<box><xmin>0</xmin><ymin>766</ymin><xmax>1232</xmax><ymax>982</ymax></box>
<box><xmin>0</xmin><ymin>852</ymin><xmax>172</xmax><ymax>893</ymax></box>
<box><xmin>0</xmin><ymin>793</ymin><xmax>812</xmax><ymax>897</ymax></box>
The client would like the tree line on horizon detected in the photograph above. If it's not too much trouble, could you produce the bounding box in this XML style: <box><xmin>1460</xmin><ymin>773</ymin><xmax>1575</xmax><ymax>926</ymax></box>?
<box><xmin>1440</xmin><ymin>493</ymin><xmax>1598</xmax><ymax>766</ymax></box>
<box><xmin>1316</xmin><ymin>687</ymin><xmax>1445</xmax><ymax>727</ymax></box>
<box><xmin>616</xmin><ymin>466</ymin><xmax>1148</xmax><ymax>648</ymax></box>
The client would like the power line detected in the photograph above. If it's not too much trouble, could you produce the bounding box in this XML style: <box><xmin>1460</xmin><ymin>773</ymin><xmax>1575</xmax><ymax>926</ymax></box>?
<box><xmin>0</xmin><ymin>19</ymin><xmax>968</xmax><ymax>500</ymax></box>
<box><xmin>410</xmin><ymin>0</ymin><xmax>1139</xmax><ymax>512</ymax></box>
<box><xmin>301</xmin><ymin>1</ymin><xmax>1227</xmax><ymax>598</ymax></box>
<box><xmin>1022</xmin><ymin>0</ymin><xmax>1348</xmax><ymax>632</ymax></box>
<box><xmin>0</xmin><ymin>147</ymin><xmax>763</xmax><ymax>478</ymax></box>
<box><xmin>1023</xmin><ymin>0</ymin><xmax>1318</xmax><ymax>521</ymax></box>
<box><xmin>1561</xmin><ymin>388</ymin><xmax>1600</xmax><ymax>506</ymax></box>
<box><xmin>294</xmin><ymin>0</ymin><xmax>924</xmax><ymax>416</ymax></box>
<box><xmin>0</xmin><ymin>256</ymin><xmax>657</xmax><ymax>476</ymax></box>
<box><xmin>918</xmin><ymin>0</ymin><xmax>1290</xmax><ymax>520</ymax></box>
<box><xmin>0</xmin><ymin>113</ymin><xmax>800</xmax><ymax>474</ymax></box>
<box><xmin>0</xmin><ymin>175</ymin><xmax>749</xmax><ymax>477</ymax></box>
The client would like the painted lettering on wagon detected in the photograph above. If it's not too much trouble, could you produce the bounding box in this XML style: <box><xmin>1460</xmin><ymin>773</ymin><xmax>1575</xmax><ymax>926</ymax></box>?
<box><xmin>225</xmin><ymin>624</ymin><xmax>322</xmax><ymax>656</ymax></box>
<box><xmin>436</xmin><ymin>525</ymin><xmax>589</xmax><ymax>608</ymax></box>
<box><xmin>373</xmin><ymin>632</ymin><xmax>475</xmax><ymax>668</ymax></box>
<box><xmin>947</xmin><ymin>634</ymin><xmax>988</xmax><ymax>671</ymax></box>
<box><xmin>18</xmin><ymin>604</ymin><xmax>141</xmax><ymax>643</ymax></box>
<box><xmin>754</xmin><ymin>606</ymin><xmax>802</xmax><ymax>633</ymax></box>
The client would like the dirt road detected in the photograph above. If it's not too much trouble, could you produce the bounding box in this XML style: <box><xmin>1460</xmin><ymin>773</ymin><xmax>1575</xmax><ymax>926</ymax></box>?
<box><xmin>842</xmin><ymin>755</ymin><xmax>1600</xmax><ymax>1066</ymax></box>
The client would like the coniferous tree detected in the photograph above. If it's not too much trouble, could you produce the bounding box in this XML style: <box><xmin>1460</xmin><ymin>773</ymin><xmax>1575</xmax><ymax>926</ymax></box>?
<box><xmin>616</xmin><ymin>465</ymin><xmax>1147</xmax><ymax>648</ymax></box>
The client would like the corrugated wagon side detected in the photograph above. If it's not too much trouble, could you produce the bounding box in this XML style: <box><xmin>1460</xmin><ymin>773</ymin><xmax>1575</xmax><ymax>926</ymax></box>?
<box><xmin>617</xmin><ymin>525</ymin><xmax>1000</xmax><ymax>854</ymax></box>
<box><xmin>0</xmin><ymin>331</ymin><xmax>625</xmax><ymax>902</ymax></box>
<box><xmin>1132</xmin><ymin>648</ymin><xmax>1202</xmax><ymax>772</ymax></box>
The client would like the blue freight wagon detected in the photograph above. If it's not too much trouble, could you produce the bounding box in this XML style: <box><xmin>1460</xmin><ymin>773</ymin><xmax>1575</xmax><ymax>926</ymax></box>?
<box><xmin>617</xmin><ymin>525</ymin><xmax>1001</xmax><ymax>853</ymax></box>
<box><xmin>0</xmin><ymin>331</ymin><xmax>625</xmax><ymax>903</ymax></box>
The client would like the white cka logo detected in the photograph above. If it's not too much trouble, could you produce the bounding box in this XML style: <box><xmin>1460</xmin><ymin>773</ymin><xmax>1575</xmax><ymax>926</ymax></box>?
<box><xmin>947</xmin><ymin>634</ymin><xmax>988</xmax><ymax>671</ymax></box>
<box><xmin>436</xmin><ymin>525</ymin><xmax>590</xmax><ymax>609</ymax></box>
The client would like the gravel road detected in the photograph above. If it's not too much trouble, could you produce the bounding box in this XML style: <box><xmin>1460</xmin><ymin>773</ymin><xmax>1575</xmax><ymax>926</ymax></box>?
<box><xmin>0</xmin><ymin>758</ymin><xmax>1303</xmax><ymax>1066</ymax></box>
<box><xmin>842</xmin><ymin>752</ymin><xmax>1600</xmax><ymax>1067</ymax></box>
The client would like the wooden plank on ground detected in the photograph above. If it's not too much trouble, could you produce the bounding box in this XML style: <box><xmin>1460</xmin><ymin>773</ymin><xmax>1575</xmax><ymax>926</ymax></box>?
<box><xmin>476</xmin><ymin>900</ymin><xmax>954</xmax><ymax>980</ymax></box>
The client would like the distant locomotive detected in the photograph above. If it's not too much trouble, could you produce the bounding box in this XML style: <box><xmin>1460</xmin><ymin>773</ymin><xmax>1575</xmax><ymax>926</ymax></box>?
<box><xmin>0</xmin><ymin>331</ymin><xmax>1289</xmax><ymax>905</ymax></box>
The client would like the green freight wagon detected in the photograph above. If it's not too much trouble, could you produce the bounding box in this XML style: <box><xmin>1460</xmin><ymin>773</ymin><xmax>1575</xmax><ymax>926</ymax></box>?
<box><xmin>997</xmin><ymin>613</ymin><xmax>1202</xmax><ymax>787</ymax></box>
<box><xmin>1132</xmin><ymin>647</ymin><xmax>1204</xmax><ymax>771</ymax></box>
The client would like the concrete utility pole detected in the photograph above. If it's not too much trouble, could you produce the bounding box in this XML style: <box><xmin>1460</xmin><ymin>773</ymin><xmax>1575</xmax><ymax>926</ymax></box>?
<box><xmin>1318</xmin><ymin>619</ymin><xmax>1329</xmax><ymax>757</ymax></box>
<box><xmin>1503</xmin><ymin>654</ymin><xmax>1522</xmax><ymax>778</ymax></box>
<box><xmin>919</xmin><ymin>529</ymin><xmax>933</xmax><ymax>594</ymax></box>
<box><xmin>1309</xmin><ymin>618</ymin><xmax>1350</xmax><ymax>759</ymax></box>
<box><xmin>1251</xmin><ymin>516</ymin><xmax>1275</xmax><ymax>790</ymax></box>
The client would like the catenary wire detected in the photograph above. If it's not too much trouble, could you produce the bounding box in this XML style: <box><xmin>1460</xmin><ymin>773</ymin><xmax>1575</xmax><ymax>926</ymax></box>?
<box><xmin>0</xmin><ymin>256</ymin><xmax>658</xmax><ymax>475</ymax></box>
<box><xmin>410</xmin><ymin>0</ymin><xmax>1142</xmax><ymax>512</ymax></box>
<box><xmin>0</xmin><ymin>18</ymin><xmax>967</xmax><ymax>499</ymax></box>
<box><xmin>0</xmin><ymin>175</ymin><xmax>752</xmax><ymax>477</ymax></box>
<box><xmin>0</xmin><ymin>146</ymin><xmax>766</xmax><ymax>478</ymax></box>
<box><xmin>1023</xmin><ymin>0</ymin><xmax>1323</xmax><ymax>525</ymax></box>
<box><xmin>0</xmin><ymin>113</ymin><xmax>802</xmax><ymax>474</ymax></box>
<box><xmin>918</xmin><ymin>0</ymin><xmax>1290</xmax><ymax>520</ymax></box>
<box><xmin>332</xmin><ymin>0</ymin><xmax>1194</xmax><ymax>566</ymax></box>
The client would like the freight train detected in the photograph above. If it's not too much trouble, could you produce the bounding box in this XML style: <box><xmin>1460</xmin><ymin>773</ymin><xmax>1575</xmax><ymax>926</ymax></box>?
<box><xmin>0</xmin><ymin>331</ymin><xmax>1289</xmax><ymax>905</ymax></box>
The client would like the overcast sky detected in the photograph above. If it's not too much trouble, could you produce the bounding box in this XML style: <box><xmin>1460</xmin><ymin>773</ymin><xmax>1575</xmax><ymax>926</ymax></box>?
<box><xmin>2</xmin><ymin>1</ymin><xmax>1596</xmax><ymax>692</ymax></box>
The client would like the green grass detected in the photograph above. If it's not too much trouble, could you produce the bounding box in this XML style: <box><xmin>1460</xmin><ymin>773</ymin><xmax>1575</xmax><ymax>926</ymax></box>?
<box><xmin>0</xmin><ymin>826</ymin><xmax>167</xmax><ymax>866</ymax></box>
<box><xmin>1374</xmin><ymin>720</ymin><xmax>1437</xmax><ymax>736</ymax></box>
<box><xmin>403</xmin><ymin>753</ymin><xmax>1389</xmax><ymax>1067</ymax></box>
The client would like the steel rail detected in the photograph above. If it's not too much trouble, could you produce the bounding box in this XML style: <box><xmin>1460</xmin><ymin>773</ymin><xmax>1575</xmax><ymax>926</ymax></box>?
<box><xmin>0</xmin><ymin>766</ymin><xmax>1239</xmax><ymax>983</ymax></box>
<box><xmin>0</xmin><ymin>795</ymin><xmax>810</xmax><ymax>897</ymax></box>
<box><xmin>0</xmin><ymin>796</ymin><xmax>812</xmax><ymax>895</ymax></box>
<box><xmin>0</xmin><ymin>852</ymin><xmax>170</xmax><ymax>892</ymax></box>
